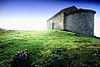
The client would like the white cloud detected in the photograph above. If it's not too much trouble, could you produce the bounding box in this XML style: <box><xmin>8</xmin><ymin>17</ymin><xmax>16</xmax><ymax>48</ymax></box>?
<box><xmin>0</xmin><ymin>16</ymin><xmax>47</xmax><ymax>30</ymax></box>
<box><xmin>94</xmin><ymin>15</ymin><xmax>100</xmax><ymax>37</ymax></box>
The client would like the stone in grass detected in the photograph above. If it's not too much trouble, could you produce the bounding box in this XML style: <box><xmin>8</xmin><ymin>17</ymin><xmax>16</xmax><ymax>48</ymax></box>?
<box><xmin>11</xmin><ymin>49</ymin><xmax>31</xmax><ymax>67</ymax></box>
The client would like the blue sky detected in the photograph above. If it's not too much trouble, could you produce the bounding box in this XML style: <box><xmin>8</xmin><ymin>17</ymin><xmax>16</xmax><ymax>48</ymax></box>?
<box><xmin>0</xmin><ymin>0</ymin><xmax>100</xmax><ymax>36</ymax></box>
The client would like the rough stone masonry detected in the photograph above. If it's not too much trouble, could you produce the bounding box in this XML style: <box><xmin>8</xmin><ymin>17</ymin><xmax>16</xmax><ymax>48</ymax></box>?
<box><xmin>47</xmin><ymin>6</ymin><xmax>96</xmax><ymax>36</ymax></box>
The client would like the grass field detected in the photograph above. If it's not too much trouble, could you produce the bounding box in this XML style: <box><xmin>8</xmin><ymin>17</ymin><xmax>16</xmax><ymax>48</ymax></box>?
<box><xmin>0</xmin><ymin>30</ymin><xmax>100</xmax><ymax>67</ymax></box>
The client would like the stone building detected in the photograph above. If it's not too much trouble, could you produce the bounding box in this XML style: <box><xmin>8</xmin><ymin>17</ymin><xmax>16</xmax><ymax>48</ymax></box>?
<box><xmin>47</xmin><ymin>6</ymin><xmax>96</xmax><ymax>36</ymax></box>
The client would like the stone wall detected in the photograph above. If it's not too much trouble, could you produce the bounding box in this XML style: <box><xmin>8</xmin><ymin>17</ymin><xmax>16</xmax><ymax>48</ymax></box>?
<box><xmin>64</xmin><ymin>11</ymin><xmax>95</xmax><ymax>36</ymax></box>
<box><xmin>47</xmin><ymin>13</ymin><xmax>64</xmax><ymax>30</ymax></box>
<box><xmin>47</xmin><ymin>6</ymin><xmax>96</xmax><ymax>37</ymax></box>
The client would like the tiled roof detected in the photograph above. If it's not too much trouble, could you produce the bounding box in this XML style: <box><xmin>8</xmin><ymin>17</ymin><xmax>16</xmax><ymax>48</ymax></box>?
<box><xmin>47</xmin><ymin>6</ymin><xmax>96</xmax><ymax>21</ymax></box>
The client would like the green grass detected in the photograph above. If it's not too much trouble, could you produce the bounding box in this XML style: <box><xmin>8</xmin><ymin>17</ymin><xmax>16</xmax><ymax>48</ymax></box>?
<box><xmin>0</xmin><ymin>30</ymin><xmax>100</xmax><ymax>67</ymax></box>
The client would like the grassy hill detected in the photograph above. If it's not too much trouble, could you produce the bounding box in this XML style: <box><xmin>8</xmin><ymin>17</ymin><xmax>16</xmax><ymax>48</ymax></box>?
<box><xmin>0</xmin><ymin>30</ymin><xmax>100</xmax><ymax>67</ymax></box>
<box><xmin>0</xmin><ymin>28</ymin><xmax>6</xmax><ymax>31</ymax></box>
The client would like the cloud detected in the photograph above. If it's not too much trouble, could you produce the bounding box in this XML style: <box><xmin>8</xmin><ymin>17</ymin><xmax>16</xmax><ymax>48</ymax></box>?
<box><xmin>94</xmin><ymin>15</ymin><xmax>100</xmax><ymax>37</ymax></box>
<box><xmin>0</xmin><ymin>16</ymin><xmax>47</xmax><ymax>30</ymax></box>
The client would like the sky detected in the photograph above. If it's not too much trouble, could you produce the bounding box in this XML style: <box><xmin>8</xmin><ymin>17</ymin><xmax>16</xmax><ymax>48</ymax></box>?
<box><xmin>0</xmin><ymin>0</ymin><xmax>100</xmax><ymax>37</ymax></box>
